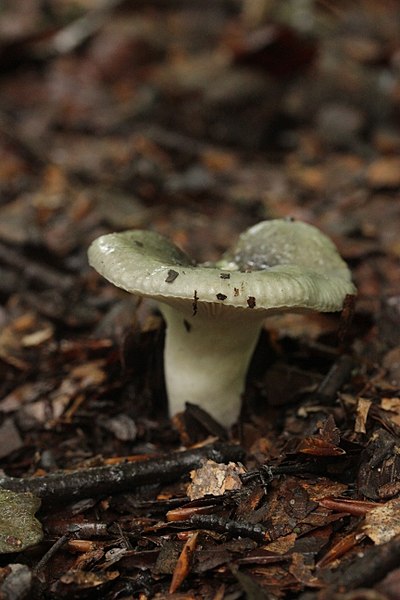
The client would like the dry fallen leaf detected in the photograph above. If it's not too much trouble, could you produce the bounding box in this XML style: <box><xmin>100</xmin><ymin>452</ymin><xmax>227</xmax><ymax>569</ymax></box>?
<box><xmin>367</xmin><ymin>157</ymin><xmax>400</xmax><ymax>188</ymax></box>
<box><xmin>364</xmin><ymin>498</ymin><xmax>400</xmax><ymax>544</ymax></box>
<box><xmin>187</xmin><ymin>460</ymin><xmax>245</xmax><ymax>500</ymax></box>
<box><xmin>289</xmin><ymin>552</ymin><xmax>321</xmax><ymax>587</ymax></box>
<box><xmin>169</xmin><ymin>532</ymin><xmax>199</xmax><ymax>594</ymax></box>
<box><xmin>298</xmin><ymin>416</ymin><xmax>345</xmax><ymax>456</ymax></box>
<box><xmin>381</xmin><ymin>397</ymin><xmax>400</xmax><ymax>412</ymax></box>
<box><xmin>0</xmin><ymin>418</ymin><xmax>23</xmax><ymax>459</ymax></box>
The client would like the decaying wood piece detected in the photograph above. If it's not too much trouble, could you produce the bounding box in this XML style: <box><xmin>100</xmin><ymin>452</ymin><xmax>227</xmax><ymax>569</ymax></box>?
<box><xmin>0</xmin><ymin>444</ymin><xmax>244</xmax><ymax>503</ymax></box>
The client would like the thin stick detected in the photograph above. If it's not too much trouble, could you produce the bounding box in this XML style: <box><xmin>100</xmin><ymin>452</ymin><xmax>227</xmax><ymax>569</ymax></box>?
<box><xmin>0</xmin><ymin>443</ymin><xmax>244</xmax><ymax>503</ymax></box>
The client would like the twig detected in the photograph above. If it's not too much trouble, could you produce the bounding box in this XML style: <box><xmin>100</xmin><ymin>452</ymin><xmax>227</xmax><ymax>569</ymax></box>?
<box><xmin>338</xmin><ymin>294</ymin><xmax>356</xmax><ymax>351</ymax></box>
<box><xmin>33</xmin><ymin>532</ymin><xmax>72</xmax><ymax>576</ymax></box>
<box><xmin>241</xmin><ymin>460</ymin><xmax>335</xmax><ymax>490</ymax></box>
<box><xmin>314</xmin><ymin>354</ymin><xmax>355</xmax><ymax>405</ymax></box>
<box><xmin>187</xmin><ymin>514</ymin><xmax>271</xmax><ymax>542</ymax></box>
<box><xmin>0</xmin><ymin>443</ymin><xmax>244</xmax><ymax>503</ymax></box>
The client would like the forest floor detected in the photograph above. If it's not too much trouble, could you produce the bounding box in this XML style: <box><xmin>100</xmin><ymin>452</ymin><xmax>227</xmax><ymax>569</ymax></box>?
<box><xmin>1</xmin><ymin>1</ymin><xmax>400</xmax><ymax>598</ymax></box>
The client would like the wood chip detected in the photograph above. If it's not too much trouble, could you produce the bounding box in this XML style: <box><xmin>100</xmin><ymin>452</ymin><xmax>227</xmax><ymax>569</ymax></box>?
<box><xmin>187</xmin><ymin>460</ymin><xmax>245</xmax><ymax>500</ymax></box>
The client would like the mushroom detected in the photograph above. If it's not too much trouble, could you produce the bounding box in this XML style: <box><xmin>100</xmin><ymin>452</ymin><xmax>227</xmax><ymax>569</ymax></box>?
<box><xmin>88</xmin><ymin>219</ymin><xmax>356</xmax><ymax>427</ymax></box>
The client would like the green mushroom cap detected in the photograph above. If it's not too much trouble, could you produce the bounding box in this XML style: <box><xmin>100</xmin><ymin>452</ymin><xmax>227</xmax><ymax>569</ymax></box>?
<box><xmin>88</xmin><ymin>219</ymin><xmax>355</xmax><ymax>316</ymax></box>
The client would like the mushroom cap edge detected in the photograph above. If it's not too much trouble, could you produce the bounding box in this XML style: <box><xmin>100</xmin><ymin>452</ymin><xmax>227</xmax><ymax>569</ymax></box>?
<box><xmin>88</xmin><ymin>224</ymin><xmax>356</xmax><ymax>316</ymax></box>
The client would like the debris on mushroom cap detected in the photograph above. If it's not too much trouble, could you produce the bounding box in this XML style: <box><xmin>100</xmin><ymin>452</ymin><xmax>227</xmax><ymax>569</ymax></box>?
<box><xmin>88</xmin><ymin>219</ymin><xmax>356</xmax><ymax>315</ymax></box>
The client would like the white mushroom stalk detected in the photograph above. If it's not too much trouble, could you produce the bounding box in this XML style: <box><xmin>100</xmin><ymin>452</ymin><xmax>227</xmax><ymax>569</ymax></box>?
<box><xmin>88</xmin><ymin>219</ymin><xmax>356</xmax><ymax>427</ymax></box>
<box><xmin>160</xmin><ymin>303</ymin><xmax>262</xmax><ymax>425</ymax></box>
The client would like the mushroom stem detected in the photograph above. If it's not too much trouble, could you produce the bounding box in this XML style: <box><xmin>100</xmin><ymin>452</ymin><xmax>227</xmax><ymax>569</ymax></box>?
<box><xmin>159</xmin><ymin>303</ymin><xmax>263</xmax><ymax>426</ymax></box>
